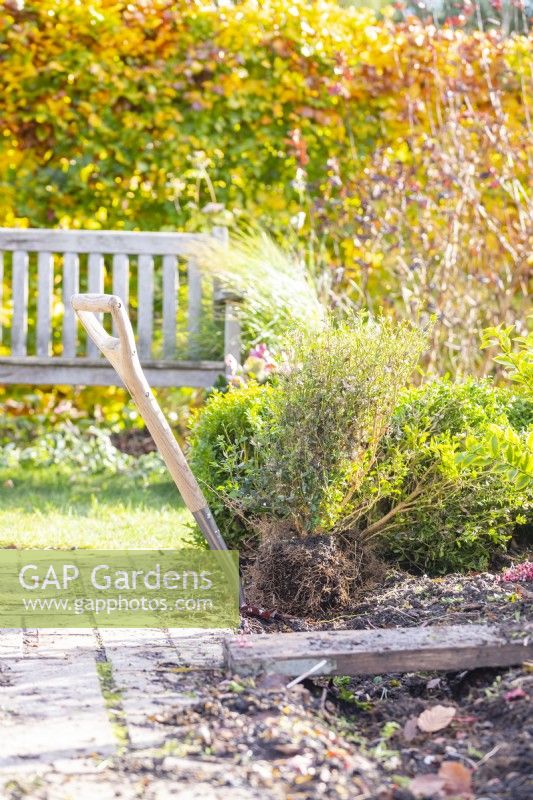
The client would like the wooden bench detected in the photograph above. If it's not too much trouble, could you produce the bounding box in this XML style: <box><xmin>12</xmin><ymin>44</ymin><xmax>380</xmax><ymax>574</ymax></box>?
<box><xmin>0</xmin><ymin>227</ymin><xmax>240</xmax><ymax>388</ymax></box>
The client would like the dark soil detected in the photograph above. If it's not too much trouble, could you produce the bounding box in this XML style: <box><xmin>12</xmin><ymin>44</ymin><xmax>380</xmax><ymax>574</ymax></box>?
<box><xmin>328</xmin><ymin>664</ymin><xmax>533</xmax><ymax>800</ymax></box>
<box><xmin>118</xmin><ymin>563</ymin><xmax>532</xmax><ymax>799</ymax></box>
<box><xmin>231</xmin><ymin>565</ymin><xmax>532</xmax><ymax>799</ymax></box>
<box><xmin>243</xmin><ymin>564</ymin><xmax>533</xmax><ymax>635</ymax></box>
<box><xmin>141</xmin><ymin>660</ymin><xmax>531</xmax><ymax>799</ymax></box>
<box><xmin>111</xmin><ymin>428</ymin><xmax>157</xmax><ymax>456</ymax></box>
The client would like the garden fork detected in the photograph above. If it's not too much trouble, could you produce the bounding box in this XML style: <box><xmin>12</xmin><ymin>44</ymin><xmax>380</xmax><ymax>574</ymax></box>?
<box><xmin>71</xmin><ymin>293</ymin><xmax>244</xmax><ymax>604</ymax></box>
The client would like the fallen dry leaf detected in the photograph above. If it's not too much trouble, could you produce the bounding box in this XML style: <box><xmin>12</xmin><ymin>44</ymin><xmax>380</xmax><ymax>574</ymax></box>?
<box><xmin>409</xmin><ymin>761</ymin><xmax>473</xmax><ymax>800</ymax></box>
<box><xmin>417</xmin><ymin>705</ymin><xmax>456</xmax><ymax>733</ymax></box>
<box><xmin>439</xmin><ymin>760</ymin><xmax>473</xmax><ymax>797</ymax></box>
<box><xmin>255</xmin><ymin>673</ymin><xmax>287</xmax><ymax>690</ymax></box>
<box><xmin>403</xmin><ymin>716</ymin><xmax>419</xmax><ymax>742</ymax></box>
<box><xmin>409</xmin><ymin>773</ymin><xmax>446</xmax><ymax>798</ymax></box>
<box><xmin>274</xmin><ymin>742</ymin><xmax>302</xmax><ymax>755</ymax></box>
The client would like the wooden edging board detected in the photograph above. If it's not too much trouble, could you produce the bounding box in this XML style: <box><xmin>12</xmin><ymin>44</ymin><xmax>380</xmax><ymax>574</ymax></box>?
<box><xmin>225</xmin><ymin>623</ymin><xmax>532</xmax><ymax>677</ymax></box>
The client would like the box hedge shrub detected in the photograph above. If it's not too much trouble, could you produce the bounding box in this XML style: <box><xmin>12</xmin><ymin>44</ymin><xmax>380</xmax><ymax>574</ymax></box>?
<box><xmin>188</xmin><ymin>382</ymin><xmax>272</xmax><ymax>550</ymax></box>
<box><xmin>346</xmin><ymin>379</ymin><xmax>533</xmax><ymax>573</ymax></box>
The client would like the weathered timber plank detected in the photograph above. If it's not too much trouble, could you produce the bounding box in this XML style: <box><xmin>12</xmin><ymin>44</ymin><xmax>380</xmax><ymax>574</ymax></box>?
<box><xmin>224</xmin><ymin>300</ymin><xmax>242</xmax><ymax>362</ymax></box>
<box><xmin>0</xmin><ymin>228</ymin><xmax>211</xmax><ymax>256</ymax></box>
<box><xmin>211</xmin><ymin>226</ymin><xmax>241</xmax><ymax>361</ymax></box>
<box><xmin>0</xmin><ymin>357</ymin><xmax>224</xmax><ymax>368</ymax></box>
<box><xmin>112</xmin><ymin>253</ymin><xmax>129</xmax><ymax>337</ymax></box>
<box><xmin>0</xmin><ymin>358</ymin><xmax>224</xmax><ymax>388</ymax></box>
<box><xmin>211</xmin><ymin>225</ymin><xmax>228</xmax><ymax>318</ymax></box>
<box><xmin>36</xmin><ymin>251</ymin><xmax>53</xmax><ymax>357</ymax></box>
<box><xmin>225</xmin><ymin>623</ymin><xmax>533</xmax><ymax>677</ymax></box>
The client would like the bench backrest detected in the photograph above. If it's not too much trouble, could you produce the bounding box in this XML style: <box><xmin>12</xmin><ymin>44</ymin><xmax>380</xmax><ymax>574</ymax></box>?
<box><xmin>0</xmin><ymin>227</ymin><xmax>239</xmax><ymax>388</ymax></box>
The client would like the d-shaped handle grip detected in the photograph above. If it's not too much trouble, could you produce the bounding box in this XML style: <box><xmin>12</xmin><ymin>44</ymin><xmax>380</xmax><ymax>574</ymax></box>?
<box><xmin>71</xmin><ymin>293</ymin><xmax>136</xmax><ymax>365</ymax></box>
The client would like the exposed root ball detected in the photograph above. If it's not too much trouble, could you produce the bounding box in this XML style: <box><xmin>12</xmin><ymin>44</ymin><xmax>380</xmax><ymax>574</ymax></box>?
<box><xmin>247</xmin><ymin>531</ymin><xmax>380</xmax><ymax>617</ymax></box>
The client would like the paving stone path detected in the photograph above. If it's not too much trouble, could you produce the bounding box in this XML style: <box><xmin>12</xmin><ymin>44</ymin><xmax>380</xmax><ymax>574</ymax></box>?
<box><xmin>0</xmin><ymin>627</ymin><xmax>262</xmax><ymax>799</ymax></box>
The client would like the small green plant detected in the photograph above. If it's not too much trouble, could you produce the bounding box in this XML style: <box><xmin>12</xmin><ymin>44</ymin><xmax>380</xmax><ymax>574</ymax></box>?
<box><xmin>371</xmin><ymin>721</ymin><xmax>401</xmax><ymax>769</ymax></box>
<box><xmin>481</xmin><ymin>319</ymin><xmax>533</xmax><ymax>395</ymax></box>
<box><xmin>188</xmin><ymin>382</ymin><xmax>272</xmax><ymax>548</ymax></box>
<box><xmin>332</xmin><ymin>676</ymin><xmax>372</xmax><ymax>710</ymax></box>
<box><xmin>457</xmin><ymin>321</ymin><xmax>533</xmax><ymax>491</ymax></box>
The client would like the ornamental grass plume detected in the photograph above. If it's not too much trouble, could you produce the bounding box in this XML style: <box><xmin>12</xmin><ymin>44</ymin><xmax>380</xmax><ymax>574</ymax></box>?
<box><xmin>197</xmin><ymin>231</ymin><xmax>326</xmax><ymax>349</ymax></box>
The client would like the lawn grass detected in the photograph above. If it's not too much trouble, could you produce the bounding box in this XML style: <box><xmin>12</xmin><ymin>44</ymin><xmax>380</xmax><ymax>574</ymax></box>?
<box><xmin>0</xmin><ymin>464</ymin><xmax>195</xmax><ymax>550</ymax></box>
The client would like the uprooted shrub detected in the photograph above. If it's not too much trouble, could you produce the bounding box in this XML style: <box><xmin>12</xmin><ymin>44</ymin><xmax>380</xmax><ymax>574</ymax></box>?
<box><xmin>253</xmin><ymin>317</ymin><xmax>428</xmax><ymax>532</ymax></box>
<box><xmin>246</xmin><ymin>521</ymin><xmax>387</xmax><ymax>616</ymax></box>
<box><xmin>189</xmin><ymin>319</ymin><xmax>531</xmax><ymax>613</ymax></box>
<box><xmin>253</xmin><ymin>377</ymin><xmax>532</xmax><ymax>610</ymax></box>
<box><xmin>344</xmin><ymin>380</ymin><xmax>533</xmax><ymax>575</ymax></box>
<box><xmin>190</xmin><ymin>315</ymin><xmax>426</xmax><ymax>539</ymax></box>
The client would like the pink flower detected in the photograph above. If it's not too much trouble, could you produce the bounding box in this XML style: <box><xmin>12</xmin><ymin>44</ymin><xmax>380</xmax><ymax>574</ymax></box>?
<box><xmin>249</xmin><ymin>343</ymin><xmax>268</xmax><ymax>358</ymax></box>
<box><xmin>500</xmin><ymin>562</ymin><xmax>533</xmax><ymax>583</ymax></box>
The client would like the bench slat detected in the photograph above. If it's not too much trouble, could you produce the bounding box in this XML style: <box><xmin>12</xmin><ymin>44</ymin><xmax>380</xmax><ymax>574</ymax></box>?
<box><xmin>11</xmin><ymin>250</ymin><xmax>29</xmax><ymax>357</ymax></box>
<box><xmin>137</xmin><ymin>254</ymin><xmax>154</xmax><ymax>359</ymax></box>
<box><xmin>87</xmin><ymin>253</ymin><xmax>104</xmax><ymax>357</ymax></box>
<box><xmin>62</xmin><ymin>253</ymin><xmax>79</xmax><ymax>358</ymax></box>
<box><xmin>0</xmin><ymin>357</ymin><xmax>225</xmax><ymax>388</ymax></box>
<box><xmin>162</xmin><ymin>255</ymin><xmax>178</xmax><ymax>359</ymax></box>
<box><xmin>187</xmin><ymin>256</ymin><xmax>202</xmax><ymax>357</ymax></box>
<box><xmin>224</xmin><ymin>301</ymin><xmax>242</xmax><ymax>363</ymax></box>
<box><xmin>211</xmin><ymin>226</ymin><xmax>238</xmax><ymax>363</ymax></box>
<box><xmin>112</xmin><ymin>254</ymin><xmax>129</xmax><ymax>337</ymax></box>
<box><xmin>0</xmin><ymin>253</ymin><xmax>3</xmax><ymax>346</ymax></box>
<box><xmin>36</xmin><ymin>252</ymin><xmax>53</xmax><ymax>357</ymax></box>
<box><xmin>0</xmin><ymin>228</ymin><xmax>210</xmax><ymax>256</ymax></box>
